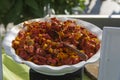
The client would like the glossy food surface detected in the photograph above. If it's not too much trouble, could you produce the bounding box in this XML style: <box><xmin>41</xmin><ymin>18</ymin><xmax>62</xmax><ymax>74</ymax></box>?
<box><xmin>12</xmin><ymin>17</ymin><xmax>100</xmax><ymax>66</ymax></box>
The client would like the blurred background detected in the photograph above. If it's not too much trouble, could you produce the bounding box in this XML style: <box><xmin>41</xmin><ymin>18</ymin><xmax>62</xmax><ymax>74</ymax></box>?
<box><xmin>0</xmin><ymin>0</ymin><xmax>120</xmax><ymax>29</ymax></box>
<box><xmin>0</xmin><ymin>0</ymin><xmax>85</xmax><ymax>27</ymax></box>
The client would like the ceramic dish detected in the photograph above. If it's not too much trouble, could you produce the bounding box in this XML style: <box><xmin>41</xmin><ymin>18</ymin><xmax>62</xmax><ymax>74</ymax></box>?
<box><xmin>2</xmin><ymin>17</ymin><xmax>102</xmax><ymax>75</ymax></box>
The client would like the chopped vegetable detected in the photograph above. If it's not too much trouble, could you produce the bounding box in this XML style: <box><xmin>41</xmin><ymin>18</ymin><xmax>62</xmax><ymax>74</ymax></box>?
<box><xmin>12</xmin><ymin>17</ymin><xmax>100</xmax><ymax>66</ymax></box>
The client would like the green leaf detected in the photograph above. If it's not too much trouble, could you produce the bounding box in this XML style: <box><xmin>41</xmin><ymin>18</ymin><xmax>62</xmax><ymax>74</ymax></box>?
<box><xmin>25</xmin><ymin>0</ymin><xmax>39</xmax><ymax>11</ymax></box>
<box><xmin>30</xmin><ymin>9</ymin><xmax>43</xmax><ymax>17</ymax></box>
<box><xmin>3</xmin><ymin>0</ymin><xmax>23</xmax><ymax>26</ymax></box>
<box><xmin>0</xmin><ymin>0</ymin><xmax>15</xmax><ymax>13</ymax></box>
<box><xmin>0</xmin><ymin>0</ymin><xmax>15</xmax><ymax>24</ymax></box>
<box><xmin>25</xmin><ymin>0</ymin><xmax>41</xmax><ymax>17</ymax></box>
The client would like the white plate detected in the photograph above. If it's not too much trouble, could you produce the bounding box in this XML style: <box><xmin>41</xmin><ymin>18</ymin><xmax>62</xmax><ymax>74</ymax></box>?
<box><xmin>2</xmin><ymin>17</ymin><xmax>102</xmax><ymax>75</ymax></box>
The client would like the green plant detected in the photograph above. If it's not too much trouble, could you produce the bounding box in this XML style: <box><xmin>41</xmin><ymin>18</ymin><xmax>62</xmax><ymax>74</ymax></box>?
<box><xmin>0</xmin><ymin>0</ymin><xmax>85</xmax><ymax>28</ymax></box>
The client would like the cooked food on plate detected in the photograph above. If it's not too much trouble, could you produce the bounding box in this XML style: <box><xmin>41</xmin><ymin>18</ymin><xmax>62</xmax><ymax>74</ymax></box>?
<box><xmin>12</xmin><ymin>17</ymin><xmax>100</xmax><ymax>66</ymax></box>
